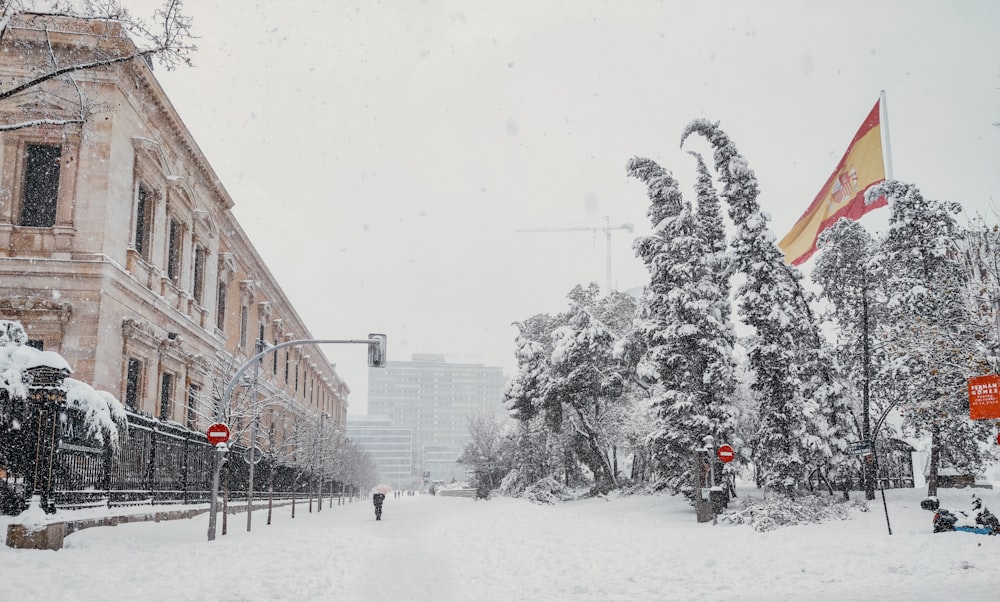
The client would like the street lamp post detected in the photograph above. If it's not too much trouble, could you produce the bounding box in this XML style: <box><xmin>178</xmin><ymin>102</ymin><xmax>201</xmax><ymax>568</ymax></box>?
<box><xmin>317</xmin><ymin>411</ymin><xmax>329</xmax><ymax>513</ymax></box>
<box><xmin>206</xmin><ymin>335</ymin><xmax>386</xmax><ymax>542</ymax></box>
<box><xmin>246</xmin><ymin>337</ymin><xmax>263</xmax><ymax>533</ymax></box>
<box><xmin>870</xmin><ymin>399</ymin><xmax>902</xmax><ymax>535</ymax></box>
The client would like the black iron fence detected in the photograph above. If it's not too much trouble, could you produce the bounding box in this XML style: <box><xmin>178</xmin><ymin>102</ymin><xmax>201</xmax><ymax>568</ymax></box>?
<box><xmin>1</xmin><ymin>388</ymin><xmax>341</xmax><ymax>515</ymax></box>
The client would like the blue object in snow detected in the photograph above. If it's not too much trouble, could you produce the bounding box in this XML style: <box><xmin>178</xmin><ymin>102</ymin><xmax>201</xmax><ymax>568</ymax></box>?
<box><xmin>953</xmin><ymin>526</ymin><xmax>993</xmax><ymax>535</ymax></box>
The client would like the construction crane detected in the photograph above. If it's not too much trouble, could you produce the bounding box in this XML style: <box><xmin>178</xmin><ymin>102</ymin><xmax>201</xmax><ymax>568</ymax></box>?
<box><xmin>516</xmin><ymin>215</ymin><xmax>634</xmax><ymax>292</ymax></box>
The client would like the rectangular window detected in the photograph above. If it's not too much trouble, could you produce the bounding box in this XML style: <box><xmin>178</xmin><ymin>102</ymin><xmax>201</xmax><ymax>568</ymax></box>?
<box><xmin>284</xmin><ymin>350</ymin><xmax>289</xmax><ymax>383</ymax></box>
<box><xmin>125</xmin><ymin>358</ymin><xmax>142</xmax><ymax>411</ymax></box>
<box><xmin>239</xmin><ymin>305</ymin><xmax>249</xmax><ymax>349</ymax></box>
<box><xmin>159</xmin><ymin>372</ymin><xmax>174</xmax><ymax>421</ymax></box>
<box><xmin>134</xmin><ymin>184</ymin><xmax>154</xmax><ymax>259</ymax></box>
<box><xmin>167</xmin><ymin>218</ymin><xmax>182</xmax><ymax>283</ymax></box>
<box><xmin>20</xmin><ymin>143</ymin><xmax>61</xmax><ymax>227</ymax></box>
<box><xmin>216</xmin><ymin>280</ymin><xmax>228</xmax><ymax>330</ymax></box>
<box><xmin>192</xmin><ymin>245</ymin><xmax>206</xmax><ymax>303</ymax></box>
<box><xmin>186</xmin><ymin>383</ymin><xmax>201</xmax><ymax>430</ymax></box>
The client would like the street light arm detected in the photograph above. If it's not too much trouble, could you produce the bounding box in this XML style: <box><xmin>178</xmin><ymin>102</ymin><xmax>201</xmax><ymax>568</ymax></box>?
<box><xmin>216</xmin><ymin>337</ymin><xmax>378</xmax><ymax>422</ymax></box>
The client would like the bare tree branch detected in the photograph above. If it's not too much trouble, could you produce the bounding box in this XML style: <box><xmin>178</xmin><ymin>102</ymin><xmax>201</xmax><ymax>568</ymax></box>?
<box><xmin>0</xmin><ymin>1</ymin><xmax>196</xmax><ymax>130</ymax></box>
<box><xmin>0</xmin><ymin>51</ymin><xmax>153</xmax><ymax>101</ymax></box>
<box><xmin>0</xmin><ymin>117</ymin><xmax>83</xmax><ymax>130</ymax></box>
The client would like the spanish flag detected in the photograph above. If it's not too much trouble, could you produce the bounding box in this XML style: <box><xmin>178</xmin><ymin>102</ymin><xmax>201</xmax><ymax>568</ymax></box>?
<box><xmin>779</xmin><ymin>100</ymin><xmax>887</xmax><ymax>265</ymax></box>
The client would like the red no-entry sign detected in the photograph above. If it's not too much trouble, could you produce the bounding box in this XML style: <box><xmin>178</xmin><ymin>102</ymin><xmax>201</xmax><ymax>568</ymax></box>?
<box><xmin>717</xmin><ymin>444</ymin><xmax>735</xmax><ymax>463</ymax></box>
<box><xmin>206</xmin><ymin>423</ymin><xmax>231</xmax><ymax>445</ymax></box>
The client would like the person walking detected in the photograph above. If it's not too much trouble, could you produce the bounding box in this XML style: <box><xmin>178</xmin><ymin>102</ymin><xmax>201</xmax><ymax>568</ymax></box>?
<box><xmin>372</xmin><ymin>492</ymin><xmax>385</xmax><ymax>520</ymax></box>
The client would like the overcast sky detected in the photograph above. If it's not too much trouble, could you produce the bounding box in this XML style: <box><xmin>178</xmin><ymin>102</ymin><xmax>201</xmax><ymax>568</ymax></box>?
<box><xmin>135</xmin><ymin>0</ymin><xmax>999</xmax><ymax>415</ymax></box>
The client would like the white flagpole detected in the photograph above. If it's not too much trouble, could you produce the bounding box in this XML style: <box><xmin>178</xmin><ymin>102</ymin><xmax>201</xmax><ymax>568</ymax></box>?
<box><xmin>880</xmin><ymin>89</ymin><xmax>894</xmax><ymax>180</ymax></box>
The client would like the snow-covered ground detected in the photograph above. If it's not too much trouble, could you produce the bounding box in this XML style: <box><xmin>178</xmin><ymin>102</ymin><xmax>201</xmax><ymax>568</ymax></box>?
<box><xmin>2</xmin><ymin>486</ymin><xmax>999</xmax><ymax>601</ymax></box>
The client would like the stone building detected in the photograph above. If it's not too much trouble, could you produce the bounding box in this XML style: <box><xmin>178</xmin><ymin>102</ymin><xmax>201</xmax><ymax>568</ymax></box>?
<box><xmin>0</xmin><ymin>13</ymin><xmax>348</xmax><ymax>440</ymax></box>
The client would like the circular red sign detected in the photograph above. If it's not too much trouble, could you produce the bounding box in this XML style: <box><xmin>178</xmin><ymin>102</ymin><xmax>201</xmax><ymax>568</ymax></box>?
<box><xmin>717</xmin><ymin>444</ymin><xmax>735</xmax><ymax>463</ymax></box>
<box><xmin>206</xmin><ymin>423</ymin><xmax>231</xmax><ymax>444</ymax></box>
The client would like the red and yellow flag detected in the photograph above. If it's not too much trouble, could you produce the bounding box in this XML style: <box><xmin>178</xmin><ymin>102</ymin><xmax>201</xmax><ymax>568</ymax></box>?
<box><xmin>779</xmin><ymin>100</ymin><xmax>887</xmax><ymax>265</ymax></box>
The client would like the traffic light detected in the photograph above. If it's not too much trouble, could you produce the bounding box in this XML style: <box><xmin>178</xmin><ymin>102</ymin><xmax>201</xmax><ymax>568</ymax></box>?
<box><xmin>367</xmin><ymin>333</ymin><xmax>387</xmax><ymax>368</ymax></box>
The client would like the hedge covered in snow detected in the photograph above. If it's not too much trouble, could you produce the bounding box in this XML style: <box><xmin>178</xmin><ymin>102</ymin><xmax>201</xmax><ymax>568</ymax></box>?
<box><xmin>720</xmin><ymin>493</ymin><xmax>867</xmax><ymax>532</ymax></box>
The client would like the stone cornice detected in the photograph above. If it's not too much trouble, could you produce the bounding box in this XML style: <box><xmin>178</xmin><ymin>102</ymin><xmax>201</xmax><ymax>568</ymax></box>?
<box><xmin>0</xmin><ymin>296</ymin><xmax>73</xmax><ymax>322</ymax></box>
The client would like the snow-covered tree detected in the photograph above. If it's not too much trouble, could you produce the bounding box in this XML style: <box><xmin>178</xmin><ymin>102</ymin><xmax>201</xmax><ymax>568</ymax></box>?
<box><xmin>681</xmin><ymin>120</ymin><xmax>852</xmax><ymax>494</ymax></box>
<box><xmin>813</xmin><ymin>218</ymin><xmax>887</xmax><ymax>499</ymax></box>
<box><xmin>689</xmin><ymin>150</ymin><xmax>733</xmax><ymax>313</ymax></box>
<box><xmin>505</xmin><ymin>333</ymin><xmax>547</xmax><ymax>423</ymax></box>
<box><xmin>0</xmin><ymin>1</ymin><xmax>195</xmax><ymax>131</ymax></box>
<box><xmin>506</xmin><ymin>313</ymin><xmax>561</xmax><ymax>426</ymax></box>
<box><xmin>333</xmin><ymin>437</ymin><xmax>376</xmax><ymax>494</ymax></box>
<box><xmin>957</xmin><ymin>215</ymin><xmax>1000</xmax><ymax>372</ymax></box>
<box><xmin>457</xmin><ymin>410</ymin><xmax>516</xmax><ymax>494</ymax></box>
<box><xmin>627</xmin><ymin>155</ymin><xmax>737</xmax><ymax>492</ymax></box>
<box><xmin>505</xmin><ymin>284</ymin><xmax>641</xmax><ymax>493</ymax></box>
<box><xmin>546</xmin><ymin>287</ymin><xmax>628</xmax><ymax>492</ymax></box>
<box><xmin>503</xmin><ymin>312</ymin><xmax>570</xmax><ymax>490</ymax></box>
<box><xmin>258</xmin><ymin>406</ymin><xmax>299</xmax><ymax>524</ymax></box>
<box><xmin>869</xmin><ymin>181</ymin><xmax>997</xmax><ymax>496</ymax></box>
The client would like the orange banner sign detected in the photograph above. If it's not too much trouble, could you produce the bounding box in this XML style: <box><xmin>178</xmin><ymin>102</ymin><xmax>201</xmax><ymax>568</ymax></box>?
<box><xmin>968</xmin><ymin>374</ymin><xmax>1000</xmax><ymax>420</ymax></box>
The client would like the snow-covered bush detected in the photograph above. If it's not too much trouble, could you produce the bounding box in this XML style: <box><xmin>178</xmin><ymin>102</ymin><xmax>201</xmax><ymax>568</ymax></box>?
<box><xmin>64</xmin><ymin>378</ymin><xmax>128</xmax><ymax>446</ymax></box>
<box><xmin>521</xmin><ymin>477</ymin><xmax>573</xmax><ymax>505</ymax></box>
<box><xmin>499</xmin><ymin>469</ymin><xmax>575</xmax><ymax>503</ymax></box>
<box><xmin>0</xmin><ymin>319</ymin><xmax>125</xmax><ymax>447</ymax></box>
<box><xmin>498</xmin><ymin>468</ymin><xmax>527</xmax><ymax>497</ymax></box>
<box><xmin>720</xmin><ymin>493</ymin><xmax>865</xmax><ymax>532</ymax></box>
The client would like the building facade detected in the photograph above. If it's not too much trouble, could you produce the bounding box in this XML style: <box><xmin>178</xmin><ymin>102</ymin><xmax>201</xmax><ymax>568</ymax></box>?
<box><xmin>0</xmin><ymin>14</ymin><xmax>348</xmax><ymax>443</ymax></box>
<box><xmin>345</xmin><ymin>415</ymin><xmax>413</xmax><ymax>489</ymax></box>
<box><xmin>367</xmin><ymin>354</ymin><xmax>507</xmax><ymax>482</ymax></box>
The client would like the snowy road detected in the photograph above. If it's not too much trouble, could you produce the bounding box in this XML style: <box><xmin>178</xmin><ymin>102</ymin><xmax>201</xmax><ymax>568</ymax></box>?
<box><xmin>2</xmin><ymin>489</ymin><xmax>999</xmax><ymax>601</ymax></box>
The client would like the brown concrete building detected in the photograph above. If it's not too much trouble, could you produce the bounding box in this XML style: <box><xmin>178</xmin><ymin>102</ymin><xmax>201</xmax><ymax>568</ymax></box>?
<box><xmin>0</xmin><ymin>13</ymin><xmax>348</xmax><ymax>439</ymax></box>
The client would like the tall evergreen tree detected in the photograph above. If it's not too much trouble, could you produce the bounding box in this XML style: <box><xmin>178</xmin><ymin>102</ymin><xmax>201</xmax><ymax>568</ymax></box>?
<box><xmin>627</xmin><ymin>156</ymin><xmax>737</xmax><ymax>491</ymax></box>
<box><xmin>688</xmin><ymin>149</ymin><xmax>740</xmax><ymax>451</ymax></box>
<box><xmin>689</xmin><ymin>151</ymin><xmax>733</xmax><ymax>315</ymax></box>
<box><xmin>813</xmin><ymin>218</ymin><xmax>887</xmax><ymax>499</ymax></box>
<box><xmin>681</xmin><ymin>121</ymin><xmax>852</xmax><ymax>493</ymax></box>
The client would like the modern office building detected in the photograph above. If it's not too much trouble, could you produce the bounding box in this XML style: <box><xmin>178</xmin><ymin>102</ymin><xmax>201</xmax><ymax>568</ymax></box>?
<box><xmin>368</xmin><ymin>354</ymin><xmax>507</xmax><ymax>482</ymax></box>
<box><xmin>422</xmin><ymin>445</ymin><xmax>468</xmax><ymax>484</ymax></box>
<box><xmin>345</xmin><ymin>415</ymin><xmax>413</xmax><ymax>489</ymax></box>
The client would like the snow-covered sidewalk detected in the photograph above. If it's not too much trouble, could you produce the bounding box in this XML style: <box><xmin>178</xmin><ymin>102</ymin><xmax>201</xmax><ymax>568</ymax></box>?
<box><xmin>2</xmin><ymin>487</ymin><xmax>998</xmax><ymax>601</ymax></box>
